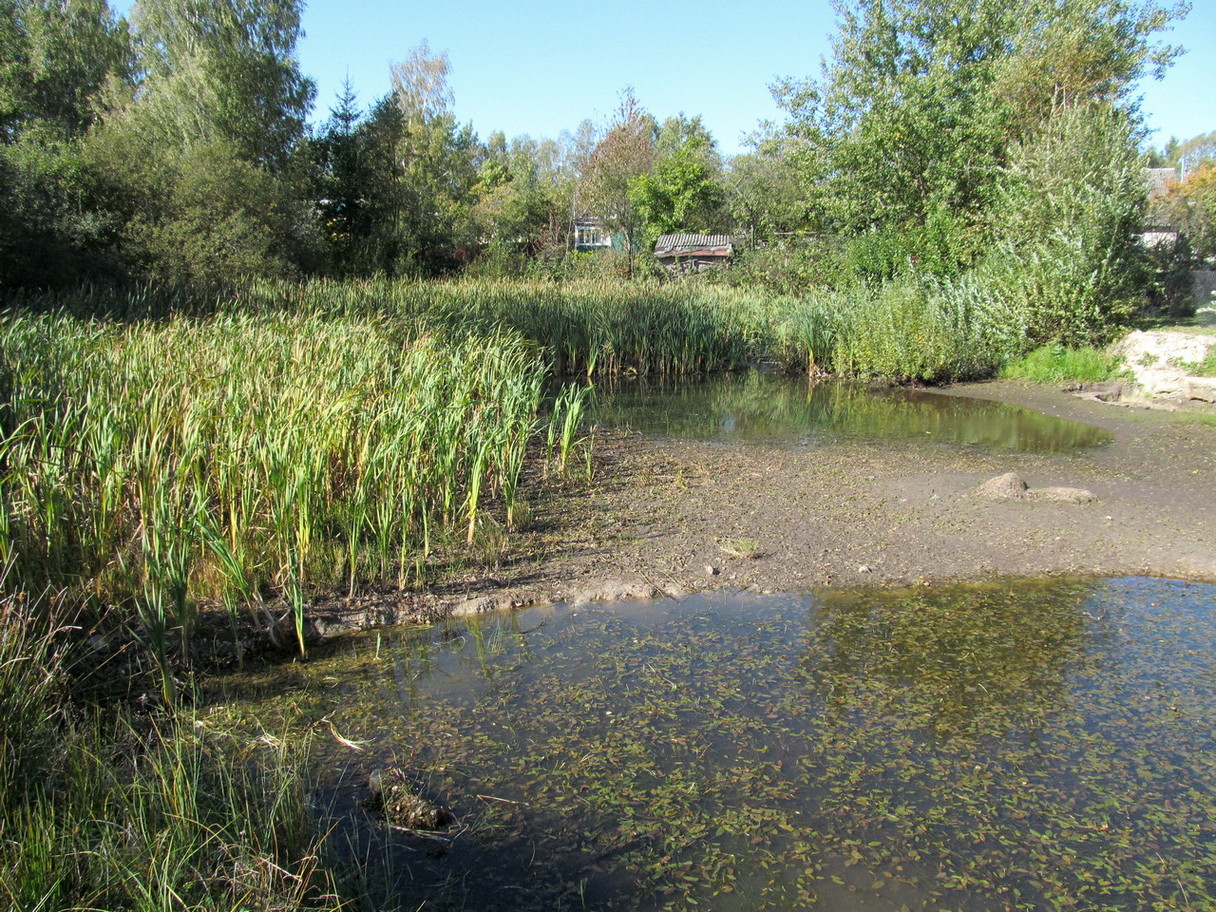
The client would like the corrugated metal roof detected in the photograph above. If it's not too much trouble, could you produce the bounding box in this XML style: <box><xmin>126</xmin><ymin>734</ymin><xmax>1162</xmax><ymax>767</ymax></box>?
<box><xmin>654</xmin><ymin>233</ymin><xmax>734</xmax><ymax>257</ymax></box>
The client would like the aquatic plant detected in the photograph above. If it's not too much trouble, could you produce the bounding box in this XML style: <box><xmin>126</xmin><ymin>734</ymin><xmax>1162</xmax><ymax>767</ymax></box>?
<box><xmin>0</xmin><ymin>309</ymin><xmax>548</xmax><ymax>663</ymax></box>
<box><xmin>244</xmin><ymin>578</ymin><xmax>1216</xmax><ymax>911</ymax></box>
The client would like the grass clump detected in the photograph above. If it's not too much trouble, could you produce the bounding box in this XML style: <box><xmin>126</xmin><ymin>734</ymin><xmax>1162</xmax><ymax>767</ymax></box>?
<box><xmin>0</xmin><ymin>590</ymin><xmax>342</xmax><ymax>912</ymax></box>
<box><xmin>998</xmin><ymin>343</ymin><xmax>1124</xmax><ymax>383</ymax></box>
<box><xmin>1180</xmin><ymin>346</ymin><xmax>1216</xmax><ymax>377</ymax></box>
<box><xmin>717</xmin><ymin>536</ymin><xmax>761</xmax><ymax>559</ymax></box>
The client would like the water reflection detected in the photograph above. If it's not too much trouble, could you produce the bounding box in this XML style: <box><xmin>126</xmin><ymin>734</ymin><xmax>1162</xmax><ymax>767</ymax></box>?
<box><xmin>592</xmin><ymin>373</ymin><xmax>1113</xmax><ymax>452</ymax></box>
<box><xmin>214</xmin><ymin>578</ymin><xmax>1216</xmax><ymax>911</ymax></box>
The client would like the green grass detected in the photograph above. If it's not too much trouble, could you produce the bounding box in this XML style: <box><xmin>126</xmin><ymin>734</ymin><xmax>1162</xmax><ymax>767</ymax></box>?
<box><xmin>998</xmin><ymin>343</ymin><xmax>1125</xmax><ymax>383</ymax></box>
<box><xmin>1180</xmin><ymin>346</ymin><xmax>1216</xmax><ymax>377</ymax></box>
<box><xmin>0</xmin><ymin>590</ymin><xmax>342</xmax><ymax>912</ymax></box>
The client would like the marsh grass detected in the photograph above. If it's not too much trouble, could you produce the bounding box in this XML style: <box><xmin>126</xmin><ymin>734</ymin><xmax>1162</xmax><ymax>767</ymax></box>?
<box><xmin>999</xmin><ymin>343</ymin><xmax>1126</xmax><ymax>383</ymax></box>
<box><xmin>0</xmin><ymin>308</ymin><xmax>548</xmax><ymax>665</ymax></box>
<box><xmin>0</xmin><ymin>714</ymin><xmax>343</xmax><ymax>912</ymax></box>
<box><xmin>0</xmin><ymin>588</ymin><xmax>342</xmax><ymax>912</ymax></box>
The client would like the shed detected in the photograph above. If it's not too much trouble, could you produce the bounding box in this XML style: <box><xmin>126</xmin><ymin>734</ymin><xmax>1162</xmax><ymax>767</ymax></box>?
<box><xmin>654</xmin><ymin>233</ymin><xmax>733</xmax><ymax>273</ymax></box>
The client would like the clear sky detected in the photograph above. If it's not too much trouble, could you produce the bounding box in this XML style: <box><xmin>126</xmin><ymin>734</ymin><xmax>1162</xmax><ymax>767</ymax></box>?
<box><xmin>118</xmin><ymin>1</ymin><xmax>1215</xmax><ymax>157</ymax></box>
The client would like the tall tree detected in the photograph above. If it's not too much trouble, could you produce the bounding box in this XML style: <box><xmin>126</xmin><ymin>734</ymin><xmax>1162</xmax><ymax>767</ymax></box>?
<box><xmin>579</xmin><ymin>87</ymin><xmax>655</xmax><ymax>275</ymax></box>
<box><xmin>0</xmin><ymin>0</ymin><xmax>133</xmax><ymax>143</ymax></box>
<box><xmin>312</xmin><ymin>78</ymin><xmax>369</xmax><ymax>273</ymax></box>
<box><xmin>632</xmin><ymin>127</ymin><xmax>724</xmax><ymax>244</ymax></box>
<box><xmin>773</xmin><ymin>0</ymin><xmax>1188</xmax><ymax>274</ymax></box>
<box><xmin>129</xmin><ymin>0</ymin><xmax>314</xmax><ymax>169</ymax></box>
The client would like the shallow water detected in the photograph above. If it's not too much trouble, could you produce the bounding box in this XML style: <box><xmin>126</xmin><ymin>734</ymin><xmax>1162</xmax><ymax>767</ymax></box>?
<box><xmin>591</xmin><ymin>373</ymin><xmax>1112</xmax><ymax>452</ymax></box>
<box><xmin>215</xmin><ymin>577</ymin><xmax>1216</xmax><ymax>911</ymax></box>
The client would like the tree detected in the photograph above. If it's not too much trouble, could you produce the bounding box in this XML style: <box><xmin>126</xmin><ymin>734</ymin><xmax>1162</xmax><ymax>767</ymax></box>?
<box><xmin>1162</xmin><ymin>160</ymin><xmax>1216</xmax><ymax>259</ymax></box>
<box><xmin>313</xmin><ymin>44</ymin><xmax>479</xmax><ymax>277</ymax></box>
<box><xmin>986</xmin><ymin>103</ymin><xmax>1149</xmax><ymax>343</ymax></box>
<box><xmin>727</xmin><ymin>130</ymin><xmax>814</xmax><ymax>242</ymax></box>
<box><xmin>128</xmin><ymin>0</ymin><xmax>315</xmax><ymax>169</ymax></box>
<box><xmin>470</xmin><ymin>132</ymin><xmax>571</xmax><ymax>273</ymax></box>
<box><xmin>579</xmin><ymin>88</ymin><xmax>655</xmax><ymax>275</ymax></box>
<box><xmin>628</xmin><ymin>133</ymin><xmax>727</xmax><ymax>242</ymax></box>
<box><xmin>311</xmin><ymin>79</ymin><xmax>370</xmax><ymax>274</ymax></box>
<box><xmin>773</xmin><ymin>0</ymin><xmax>1188</xmax><ymax>275</ymax></box>
<box><xmin>68</xmin><ymin>0</ymin><xmax>321</xmax><ymax>283</ymax></box>
<box><xmin>0</xmin><ymin>0</ymin><xmax>133</xmax><ymax>144</ymax></box>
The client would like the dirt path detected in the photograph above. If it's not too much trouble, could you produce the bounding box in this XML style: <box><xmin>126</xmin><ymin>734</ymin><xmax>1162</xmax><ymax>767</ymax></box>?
<box><xmin>307</xmin><ymin>380</ymin><xmax>1216</xmax><ymax>635</ymax></box>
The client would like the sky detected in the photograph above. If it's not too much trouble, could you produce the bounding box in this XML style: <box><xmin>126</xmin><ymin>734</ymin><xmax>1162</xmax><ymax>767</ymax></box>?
<box><xmin>118</xmin><ymin>1</ymin><xmax>1216</xmax><ymax>157</ymax></box>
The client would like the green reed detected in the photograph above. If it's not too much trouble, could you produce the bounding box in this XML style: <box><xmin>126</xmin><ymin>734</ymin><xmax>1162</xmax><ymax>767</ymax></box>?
<box><xmin>0</xmin><ymin>638</ymin><xmax>341</xmax><ymax>911</ymax></box>
<box><xmin>0</xmin><ymin>309</ymin><xmax>547</xmax><ymax>659</ymax></box>
<box><xmin>10</xmin><ymin>275</ymin><xmax>1030</xmax><ymax>384</ymax></box>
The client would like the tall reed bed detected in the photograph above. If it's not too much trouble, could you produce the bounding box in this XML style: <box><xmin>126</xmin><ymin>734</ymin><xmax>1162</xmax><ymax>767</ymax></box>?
<box><xmin>9</xmin><ymin>276</ymin><xmax>1028</xmax><ymax>384</ymax></box>
<box><xmin>239</xmin><ymin>277</ymin><xmax>787</xmax><ymax>378</ymax></box>
<box><xmin>0</xmin><ymin>309</ymin><xmax>548</xmax><ymax>664</ymax></box>
<box><xmin>774</xmin><ymin>273</ymin><xmax>1028</xmax><ymax>381</ymax></box>
<box><xmin>238</xmin><ymin>276</ymin><xmax>1022</xmax><ymax>382</ymax></box>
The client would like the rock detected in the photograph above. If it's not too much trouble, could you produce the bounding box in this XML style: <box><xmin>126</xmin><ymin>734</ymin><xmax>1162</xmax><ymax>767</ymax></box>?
<box><xmin>1030</xmin><ymin>486</ymin><xmax>1097</xmax><ymax>504</ymax></box>
<box><xmin>1185</xmin><ymin>376</ymin><xmax>1216</xmax><ymax>403</ymax></box>
<box><xmin>450</xmin><ymin>596</ymin><xmax>503</xmax><ymax>617</ymax></box>
<box><xmin>705</xmin><ymin>565</ymin><xmax>720</xmax><ymax>577</ymax></box>
<box><xmin>972</xmin><ymin>472</ymin><xmax>1096</xmax><ymax>504</ymax></box>
<box><xmin>1112</xmin><ymin>330</ymin><xmax>1216</xmax><ymax>401</ymax></box>
<box><xmin>972</xmin><ymin>472</ymin><xmax>1029</xmax><ymax>500</ymax></box>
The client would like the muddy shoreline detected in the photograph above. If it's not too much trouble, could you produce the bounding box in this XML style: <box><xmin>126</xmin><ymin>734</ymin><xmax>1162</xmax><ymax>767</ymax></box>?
<box><xmin>293</xmin><ymin>380</ymin><xmax>1216</xmax><ymax>642</ymax></box>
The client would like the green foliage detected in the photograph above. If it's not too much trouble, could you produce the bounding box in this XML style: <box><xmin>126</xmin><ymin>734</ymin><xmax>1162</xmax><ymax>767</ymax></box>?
<box><xmin>111</xmin><ymin>138</ymin><xmax>317</xmax><ymax>284</ymax></box>
<box><xmin>0</xmin><ymin>0</ymin><xmax>133</xmax><ymax>143</ymax></box>
<box><xmin>986</xmin><ymin>103</ymin><xmax>1149</xmax><ymax>345</ymax></box>
<box><xmin>130</xmin><ymin>0</ymin><xmax>314</xmax><ymax>169</ymax></box>
<box><xmin>629</xmin><ymin>136</ymin><xmax>727</xmax><ymax>243</ymax></box>
<box><xmin>1162</xmin><ymin>161</ymin><xmax>1216</xmax><ymax>259</ymax></box>
<box><xmin>780</xmin><ymin>272</ymin><xmax>1023</xmax><ymax>381</ymax></box>
<box><xmin>0</xmin><ymin>672</ymin><xmax>340</xmax><ymax>910</ymax></box>
<box><xmin>726</xmin><ymin>132</ymin><xmax>814</xmax><ymax>241</ymax></box>
<box><xmin>999</xmin><ymin>342</ymin><xmax>1125</xmax><ymax>382</ymax></box>
<box><xmin>768</xmin><ymin>0</ymin><xmax>1186</xmax><ymax>327</ymax></box>
<box><xmin>0</xmin><ymin>139</ymin><xmax>126</xmax><ymax>287</ymax></box>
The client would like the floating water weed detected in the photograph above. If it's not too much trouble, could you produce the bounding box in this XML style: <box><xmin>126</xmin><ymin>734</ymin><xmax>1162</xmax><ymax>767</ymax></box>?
<box><xmin>225</xmin><ymin>578</ymin><xmax>1216</xmax><ymax>912</ymax></box>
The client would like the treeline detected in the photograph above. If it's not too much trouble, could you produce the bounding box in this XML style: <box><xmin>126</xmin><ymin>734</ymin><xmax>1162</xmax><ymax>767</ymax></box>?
<box><xmin>0</xmin><ymin>0</ymin><xmax>1206</xmax><ymax>339</ymax></box>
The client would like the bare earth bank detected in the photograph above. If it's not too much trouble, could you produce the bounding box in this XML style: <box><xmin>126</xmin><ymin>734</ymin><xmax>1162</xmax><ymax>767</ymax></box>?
<box><xmin>307</xmin><ymin>380</ymin><xmax>1216</xmax><ymax>636</ymax></box>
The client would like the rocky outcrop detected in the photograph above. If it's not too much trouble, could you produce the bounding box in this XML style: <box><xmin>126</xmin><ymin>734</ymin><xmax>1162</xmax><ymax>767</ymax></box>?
<box><xmin>1113</xmin><ymin>330</ymin><xmax>1216</xmax><ymax>402</ymax></box>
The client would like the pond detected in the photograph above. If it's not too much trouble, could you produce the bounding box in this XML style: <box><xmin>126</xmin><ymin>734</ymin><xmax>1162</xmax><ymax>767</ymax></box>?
<box><xmin>590</xmin><ymin>373</ymin><xmax>1113</xmax><ymax>452</ymax></box>
<box><xmin>214</xmin><ymin>576</ymin><xmax>1216</xmax><ymax>911</ymax></box>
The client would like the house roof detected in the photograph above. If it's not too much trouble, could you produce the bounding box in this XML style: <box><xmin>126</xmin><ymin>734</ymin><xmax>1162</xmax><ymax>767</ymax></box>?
<box><xmin>654</xmin><ymin>233</ymin><xmax>733</xmax><ymax>258</ymax></box>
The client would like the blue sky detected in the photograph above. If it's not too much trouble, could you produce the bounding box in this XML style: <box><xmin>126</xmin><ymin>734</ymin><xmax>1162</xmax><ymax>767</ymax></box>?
<box><xmin>119</xmin><ymin>1</ymin><xmax>1215</xmax><ymax>156</ymax></box>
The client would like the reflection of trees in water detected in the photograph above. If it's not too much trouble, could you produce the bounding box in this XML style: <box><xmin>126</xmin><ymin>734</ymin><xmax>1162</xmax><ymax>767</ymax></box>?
<box><xmin>595</xmin><ymin>373</ymin><xmax>1112</xmax><ymax>451</ymax></box>
<box><xmin>800</xmin><ymin>579</ymin><xmax>1094</xmax><ymax>744</ymax></box>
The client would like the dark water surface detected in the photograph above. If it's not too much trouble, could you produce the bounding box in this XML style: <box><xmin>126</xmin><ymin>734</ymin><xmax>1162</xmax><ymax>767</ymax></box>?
<box><xmin>216</xmin><ymin>577</ymin><xmax>1216</xmax><ymax>911</ymax></box>
<box><xmin>591</xmin><ymin>373</ymin><xmax>1113</xmax><ymax>452</ymax></box>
